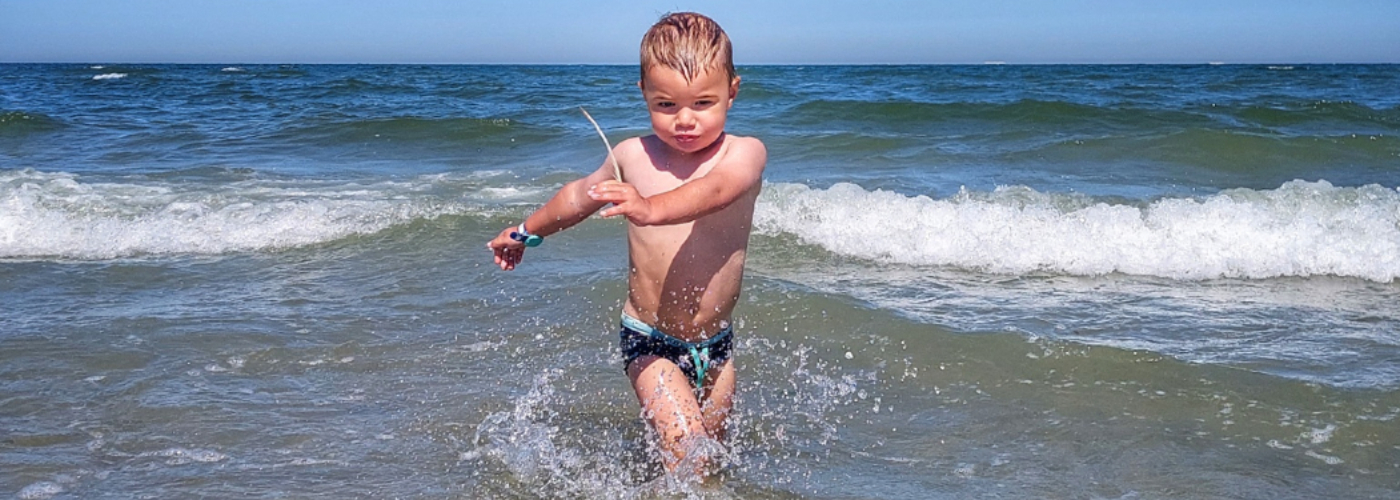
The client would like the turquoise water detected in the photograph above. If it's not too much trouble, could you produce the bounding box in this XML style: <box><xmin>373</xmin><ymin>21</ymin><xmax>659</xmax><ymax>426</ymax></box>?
<box><xmin>2</xmin><ymin>64</ymin><xmax>1399</xmax><ymax>498</ymax></box>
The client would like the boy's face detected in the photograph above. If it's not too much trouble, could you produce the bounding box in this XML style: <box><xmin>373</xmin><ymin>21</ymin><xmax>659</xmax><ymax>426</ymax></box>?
<box><xmin>639</xmin><ymin>65</ymin><xmax>739</xmax><ymax>155</ymax></box>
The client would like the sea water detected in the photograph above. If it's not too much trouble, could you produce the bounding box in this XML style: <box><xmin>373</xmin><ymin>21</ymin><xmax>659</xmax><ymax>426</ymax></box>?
<box><xmin>2</xmin><ymin>64</ymin><xmax>1399</xmax><ymax>498</ymax></box>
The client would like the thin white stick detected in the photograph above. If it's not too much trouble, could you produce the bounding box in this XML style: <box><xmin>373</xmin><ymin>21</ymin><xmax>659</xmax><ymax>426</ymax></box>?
<box><xmin>580</xmin><ymin>107</ymin><xmax>622</xmax><ymax>182</ymax></box>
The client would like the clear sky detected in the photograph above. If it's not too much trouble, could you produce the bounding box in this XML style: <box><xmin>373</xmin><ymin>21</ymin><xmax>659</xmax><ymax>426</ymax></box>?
<box><xmin>2</xmin><ymin>0</ymin><xmax>1397</xmax><ymax>64</ymax></box>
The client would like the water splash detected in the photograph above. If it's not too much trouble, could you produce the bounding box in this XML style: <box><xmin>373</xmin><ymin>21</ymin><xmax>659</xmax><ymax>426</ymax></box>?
<box><xmin>465</xmin><ymin>335</ymin><xmax>897</xmax><ymax>497</ymax></box>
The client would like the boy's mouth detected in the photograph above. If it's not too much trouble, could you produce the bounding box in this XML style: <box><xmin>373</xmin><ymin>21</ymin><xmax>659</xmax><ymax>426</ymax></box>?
<box><xmin>673</xmin><ymin>134</ymin><xmax>699</xmax><ymax>144</ymax></box>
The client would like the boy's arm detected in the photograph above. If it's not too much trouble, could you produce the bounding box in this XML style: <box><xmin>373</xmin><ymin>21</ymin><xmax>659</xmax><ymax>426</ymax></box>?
<box><xmin>589</xmin><ymin>138</ymin><xmax>766</xmax><ymax>226</ymax></box>
<box><xmin>486</xmin><ymin>158</ymin><xmax>618</xmax><ymax>271</ymax></box>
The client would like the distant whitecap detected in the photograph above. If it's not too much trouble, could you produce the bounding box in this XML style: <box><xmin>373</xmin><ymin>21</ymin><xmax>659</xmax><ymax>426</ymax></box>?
<box><xmin>92</xmin><ymin>73</ymin><xmax>127</xmax><ymax>80</ymax></box>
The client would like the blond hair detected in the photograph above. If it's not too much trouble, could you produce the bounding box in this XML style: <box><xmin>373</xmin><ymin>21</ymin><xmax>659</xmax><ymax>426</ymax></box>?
<box><xmin>639</xmin><ymin>12</ymin><xmax>735</xmax><ymax>84</ymax></box>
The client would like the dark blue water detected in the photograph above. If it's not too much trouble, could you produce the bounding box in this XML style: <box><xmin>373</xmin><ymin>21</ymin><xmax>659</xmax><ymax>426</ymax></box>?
<box><xmin>3</xmin><ymin>64</ymin><xmax>1399</xmax><ymax>499</ymax></box>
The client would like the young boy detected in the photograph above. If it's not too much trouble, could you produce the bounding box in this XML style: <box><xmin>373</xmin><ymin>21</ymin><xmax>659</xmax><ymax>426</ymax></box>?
<box><xmin>486</xmin><ymin>12</ymin><xmax>766</xmax><ymax>476</ymax></box>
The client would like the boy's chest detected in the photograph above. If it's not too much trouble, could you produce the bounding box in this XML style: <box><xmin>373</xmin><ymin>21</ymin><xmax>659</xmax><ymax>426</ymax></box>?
<box><xmin>627</xmin><ymin>149</ymin><xmax>726</xmax><ymax>197</ymax></box>
<box><xmin>629</xmin><ymin>162</ymin><xmax>715</xmax><ymax>197</ymax></box>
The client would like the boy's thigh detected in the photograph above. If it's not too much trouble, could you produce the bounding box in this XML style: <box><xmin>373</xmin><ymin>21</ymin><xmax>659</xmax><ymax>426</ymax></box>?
<box><xmin>627</xmin><ymin>355</ymin><xmax>699</xmax><ymax>403</ymax></box>
<box><xmin>626</xmin><ymin>355</ymin><xmax>707</xmax><ymax>428</ymax></box>
<box><xmin>700</xmin><ymin>359</ymin><xmax>735</xmax><ymax>406</ymax></box>
<box><xmin>698</xmin><ymin>359</ymin><xmax>736</xmax><ymax>436</ymax></box>
<box><xmin>627</xmin><ymin>356</ymin><xmax>736</xmax><ymax>433</ymax></box>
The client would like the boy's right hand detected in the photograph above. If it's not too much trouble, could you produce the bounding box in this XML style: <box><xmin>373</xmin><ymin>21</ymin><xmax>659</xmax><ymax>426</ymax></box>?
<box><xmin>486</xmin><ymin>227</ymin><xmax>526</xmax><ymax>271</ymax></box>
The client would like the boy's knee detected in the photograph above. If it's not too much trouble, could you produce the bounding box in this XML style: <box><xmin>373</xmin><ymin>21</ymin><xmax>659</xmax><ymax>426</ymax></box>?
<box><xmin>657</xmin><ymin>416</ymin><xmax>705</xmax><ymax>441</ymax></box>
<box><xmin>651</xmin><ymin>417</ymin><xmax>707</xmax><ymax>458</ymax></box>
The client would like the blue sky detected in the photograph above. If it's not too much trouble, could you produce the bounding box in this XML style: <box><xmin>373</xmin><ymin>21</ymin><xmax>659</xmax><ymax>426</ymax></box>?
<box><xmin>2</xmin><ymin>0</ymin><xmax>1397</xmax><ymax>64</ymax></box>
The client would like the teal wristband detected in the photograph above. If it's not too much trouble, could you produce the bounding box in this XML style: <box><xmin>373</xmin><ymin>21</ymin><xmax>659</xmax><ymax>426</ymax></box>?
<box><xmin>510</xmin><ymin>223</ymin><xmax>543</xmax><ymax>247</ymax></box>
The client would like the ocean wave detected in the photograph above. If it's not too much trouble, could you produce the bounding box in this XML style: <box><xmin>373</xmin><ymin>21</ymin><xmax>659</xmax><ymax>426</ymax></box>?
<box><xmin>0</xmin><ymin>111</ymin><xmax>63</xmax><ymax>134</ymax></box>
<box><xmin>786</xmin><ymin>99</ymin><xmax>1207</xmax><ymax>131</ymax></box>
<box><xmin>0</xmin><ymin>169</ymin><xmax>486</xmax><ymax>260</ymax></box>
<box><xmin>312</xmin><ymin>76</ymin><xmax>426</xmax><ymax>96</ymax></box>
<box><xmin>784</xmin><ymin>98</ymin><xmax>1400</xmax><ymax>139</ymax></box>
<box><xmin>1018</xmin><ymin>128</ymin><xmax>1400</xmax><ymax>171</ymax></box>
<box><xmin>732</xmin><ymin>79</ymin><xmax>797</xmax><ymax>101</ymax></box>
<box><xmin>270</xmin><ymin>116</ymin><xmax>535</xmax><ymax>147</ymax></box>
<box><xmin>756</xmin><ymin>180</ymin><xmax>1400</xmax><ymax>282</ymax></box>
<box><xmin>1235</xmin><ymin>100</ymin><xmax>1400</xmax><ymax>129</ymax></box>
<box><xmin>91</xmin><ymin>73</ymin><xmax>128</xmax><ymax>80</ymax></box>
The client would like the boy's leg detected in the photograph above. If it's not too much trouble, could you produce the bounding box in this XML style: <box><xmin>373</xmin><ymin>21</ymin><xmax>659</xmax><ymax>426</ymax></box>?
<box><xmin>627</xmin><ymin>355</ymin><xmax>708</xmax><ymax>472</ymax></box>
<box><xmin>698</xmin><ymin>359</ymin><xmax>736</xmax><ymax>442</ymax></box>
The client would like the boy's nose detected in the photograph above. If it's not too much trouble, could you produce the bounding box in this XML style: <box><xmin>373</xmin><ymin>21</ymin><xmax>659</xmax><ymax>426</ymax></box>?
<box><xmin>675</xmin><ymin>108</ymin><xmax>697</xmax><ymax>129</ymax></box>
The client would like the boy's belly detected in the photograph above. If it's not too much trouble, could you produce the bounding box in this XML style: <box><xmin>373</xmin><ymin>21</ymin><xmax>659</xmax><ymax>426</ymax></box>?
<box><xmin>623</xmin><ymin>240</ymin><xmax>747</xmax><ymax>342</ymax></box>
<box><xmin>621</xmin><ymin>193</ymin><xmax>756</xmax><ymax>341</ymax></box>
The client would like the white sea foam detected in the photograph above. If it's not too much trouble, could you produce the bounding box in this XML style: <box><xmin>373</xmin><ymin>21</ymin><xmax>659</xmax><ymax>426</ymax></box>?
<box><xmin>1307</xmin><ymin>424</ymin><xmax>1337</xmax><ymax>444</ymax></box>
<box><xmin>0</xmin><ymin>169</ymin><xmax>476</xmax><ymax>260</ymax></box>
<box><xmin>91</xmin><ymin>73</ymin><xmax>127</xmax><ymax>80</ymax></box>
<box><xmin>17</xmin><ymin>482</ymin><xmax>64</xmax><ymax>500</ymax></box>
<box><xmin>1304</xmin><ymin>450</ymin><xmax>1344</xmax><ymax>465</ymax></box>
<box><xmin>756</xmin><ymin>180</ymin><xmax>1400</xmax><ymax>282</ymax></box>
<box><xmin>221</xmin><ymin>67</ymin><xmax>245</xmax><ymax>72</ymax></box>
<box><xmin>138</xmin><ymin>447</ymin><xmax>229</xmax><ymax>464</ymax></box>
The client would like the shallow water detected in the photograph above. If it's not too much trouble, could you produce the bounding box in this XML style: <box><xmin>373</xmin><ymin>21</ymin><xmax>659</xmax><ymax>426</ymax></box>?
<box><xmin>3</xmin><ymin>64</ymin><xmax>1399</xmax><ymax>498</ymax></box>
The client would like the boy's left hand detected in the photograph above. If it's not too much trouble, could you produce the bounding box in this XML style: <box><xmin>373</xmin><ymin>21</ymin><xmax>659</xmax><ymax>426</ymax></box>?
<box><xmin>589</xmin><ymin>180</ymin><xmax>655</xmax><ymax>225</ymax></box>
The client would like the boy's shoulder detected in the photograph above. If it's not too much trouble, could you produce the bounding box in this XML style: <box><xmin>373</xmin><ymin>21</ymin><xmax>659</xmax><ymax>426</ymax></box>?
<box><xmin>723</xmin><ymin>134</ymin><xmax>766</xmax><ymax>158</ymax></box>
<box><xmin>616</xmin><ymin>135</ymin><xmax>649</xmax><ymax>153</ymax></box>
<box><xmin>719</xmin><ymin>134</ymin><xmax>767</xmax><ymax>174</ymax></box>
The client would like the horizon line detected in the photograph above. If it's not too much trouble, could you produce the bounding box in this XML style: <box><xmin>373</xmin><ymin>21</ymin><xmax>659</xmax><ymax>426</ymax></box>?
<box><xmin>3</xmin><ymin>61</ymin><xmax>1397</xmax><ymax>66</ymax></box>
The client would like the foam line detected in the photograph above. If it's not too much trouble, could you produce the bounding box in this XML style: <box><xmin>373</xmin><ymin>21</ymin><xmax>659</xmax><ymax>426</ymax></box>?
<box><xmin>755</xmin><ymin>180</ymin><xmax>1400</xmax><ymax>282</ymax></box>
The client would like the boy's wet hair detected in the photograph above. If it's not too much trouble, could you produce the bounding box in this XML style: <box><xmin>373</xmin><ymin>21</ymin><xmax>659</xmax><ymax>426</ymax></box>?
<box><xmin>639</xmin><ymin>12</ymin><xmax>735</xmax><ymax>84</ymax></box>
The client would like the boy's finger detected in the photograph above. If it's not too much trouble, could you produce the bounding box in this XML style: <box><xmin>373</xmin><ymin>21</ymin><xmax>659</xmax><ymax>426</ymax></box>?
<box><xmin>589</xmin><ymin>186</ymin><xmax>619</xmax><ymax>201</ymax></box>
<box><xmin>600</xmin><ymin>204</ymin><xmax>627</xmax><ymax>218</ymax></box>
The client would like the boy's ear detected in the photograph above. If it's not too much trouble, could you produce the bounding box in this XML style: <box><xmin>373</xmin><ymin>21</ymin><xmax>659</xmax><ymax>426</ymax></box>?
<box><xmin>728</xmin><ymin>76</ymin><xmax>741</xmax><ymax>106</ymax></box>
